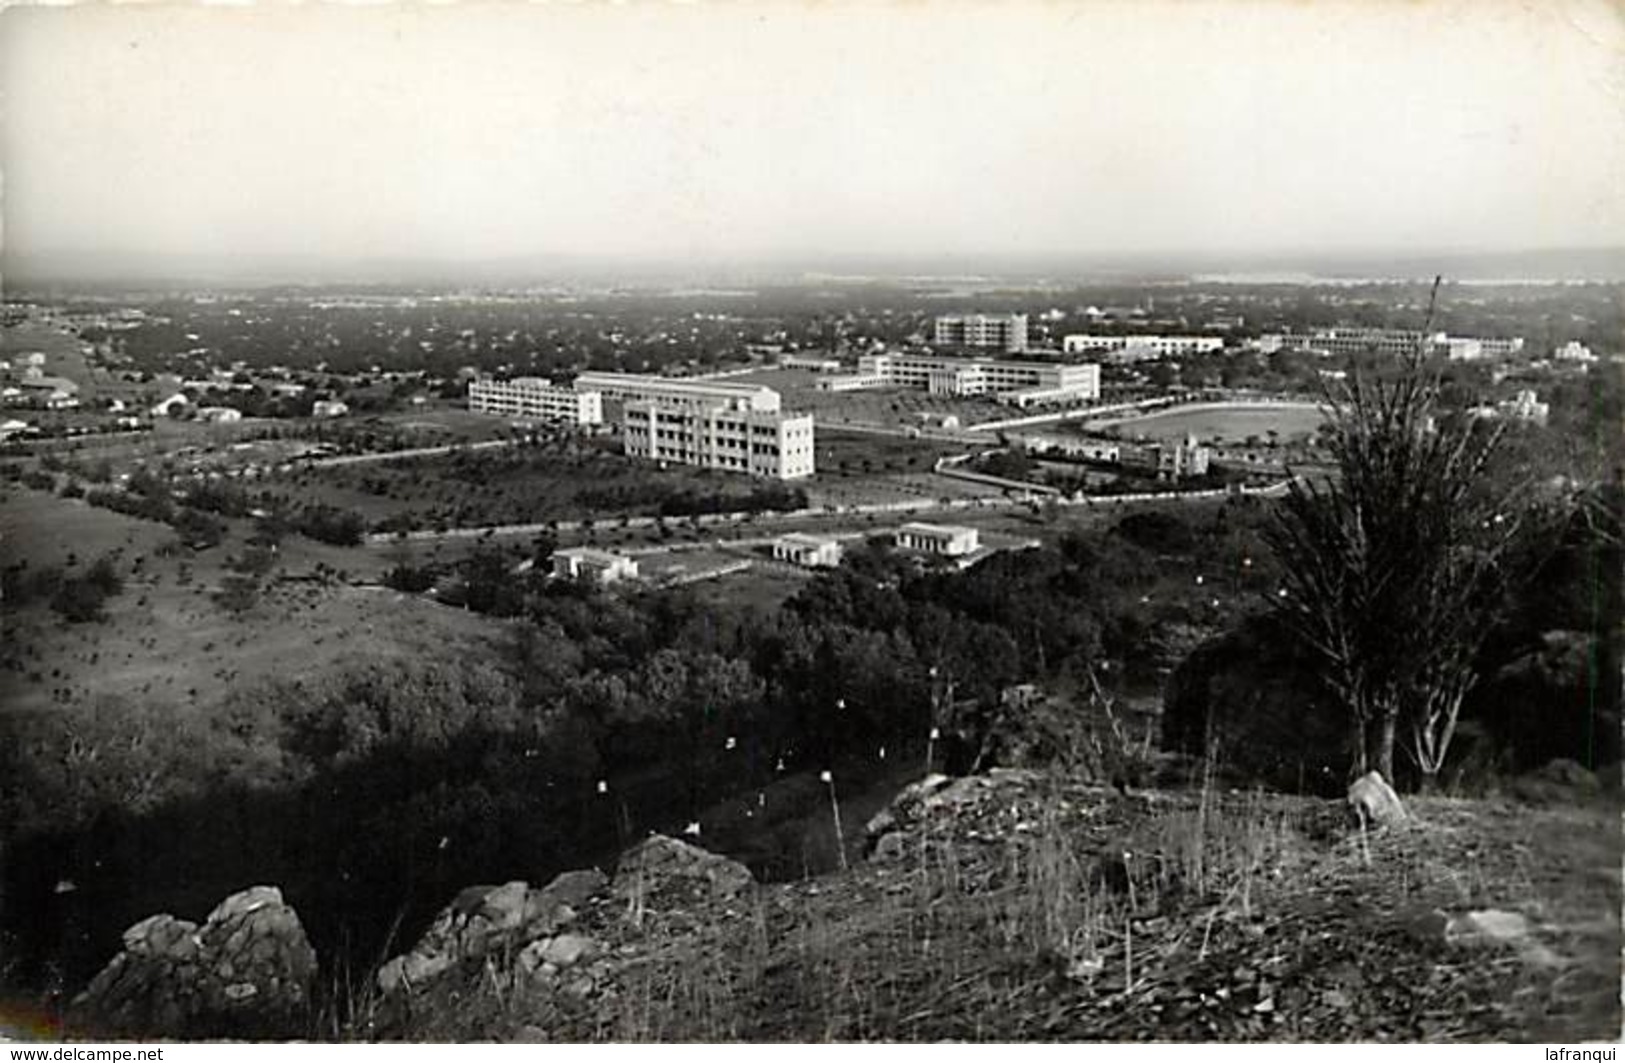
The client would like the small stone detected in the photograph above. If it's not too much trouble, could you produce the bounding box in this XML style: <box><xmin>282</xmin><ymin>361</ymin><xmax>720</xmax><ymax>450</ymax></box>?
<box><xmin>871</xmin><ymin>832</ymin><xmax>908</xmax><ymax>862</ymax></box>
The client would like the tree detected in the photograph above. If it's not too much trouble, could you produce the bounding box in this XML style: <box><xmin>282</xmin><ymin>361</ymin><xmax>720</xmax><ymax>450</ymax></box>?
<box><xmin>1264</xmin><ymin>280</ymin><xmax>1535</xmax><ymax>788</ymax></box>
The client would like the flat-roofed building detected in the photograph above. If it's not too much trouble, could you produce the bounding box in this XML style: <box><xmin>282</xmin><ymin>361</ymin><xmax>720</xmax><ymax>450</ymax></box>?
<box><xmin>469</xmin><ymin>377</ymin><xmax>603</xmax><ymax>425</ymax></box>
<box><xmin>773</xmin><ymin>532</ymin><xmax>843</xmax><ymax>568</ymax></box>
<box><xmin>622</xmin><ymin>402</ymin><xmax>815</xmax><ymax>480</ymax></box>
<box><xmin>551</xmin><ymin>547</ymin><xmax>640</xmax><ymax>585</ymax></box>
<box><xmin>894</xmin><ymin>522</ymin><xmax>980</xmax><ymax>557</ymax></box>
<box><xmin>573</xmin><ymin>372</ymin><xmax>781</xmax><ymax>413</ymax></box>
<box><xmin>779</xmin><ymin>355</ymin><xmax>844</xmax><ymax>372</ymax></box>
<box><xmin>1062</xmin><ymin>334</ymin><xmax>1223</xmax><ymax>359</ymax></box>
<box><xmin>818</xmin><ymin>352</ymin><xmax>1099</xmax><ymax>405</ymax></box>
<box><xmin>1258</xmin><ymin>328</ymin><xmax>1524</xmax><ymax>360</ymax></box>
<box><xmin>933</xmin><ymin>314</ymin><xmax>1028</xmax><ymax>352</ymax></box>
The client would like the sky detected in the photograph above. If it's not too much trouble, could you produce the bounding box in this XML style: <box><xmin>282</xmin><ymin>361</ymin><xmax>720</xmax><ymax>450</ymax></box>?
<box><xmin>2</xmin><ymin>1</ymin><xmax>1623</xmax><ymax>278</ymax></box>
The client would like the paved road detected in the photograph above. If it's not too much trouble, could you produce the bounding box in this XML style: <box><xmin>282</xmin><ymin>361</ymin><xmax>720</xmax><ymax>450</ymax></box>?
<box><xmin>362</xmin><ymin>478</ymin><xmax>1296</xmax><ymax>547</ymax></box>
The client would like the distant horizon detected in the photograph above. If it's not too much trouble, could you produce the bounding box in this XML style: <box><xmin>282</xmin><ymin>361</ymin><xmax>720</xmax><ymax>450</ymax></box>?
<box><xmin>7</xmin><ymin>244</ymin><xmax>1625</xmax><ymax>291</ymax></box>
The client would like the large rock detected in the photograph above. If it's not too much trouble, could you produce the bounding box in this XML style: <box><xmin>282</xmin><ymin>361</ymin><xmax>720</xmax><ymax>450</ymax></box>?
<box><xmin>864</xmin><ymin>774</ymin><xmax>952</xmax><ymax>842</ymax></box>
<box><xmin>1347</xmin><ymin>771</ymin><xmax>1407</xmax><ymax>828</ymax></box>
<box><xmin>377</xmin><ymin>869</ymin><xmax>608</xmax><ymax>995</ymax></box>
<box><xmin>73</xmin><ymin>886</ymin><xmax>317</xmax><ymax>1039</ymax></box>
<box><xmin>612</xmin><ymin>835</ymin><xmax>754</xmax><ymax>908</ymax></box>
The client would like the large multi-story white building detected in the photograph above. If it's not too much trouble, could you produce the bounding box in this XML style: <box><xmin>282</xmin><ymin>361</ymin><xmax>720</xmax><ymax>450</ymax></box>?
<box><xmin>933</xmin><ymin>314</ymin><xmax>1028</xmax><ymax>352</ymax></box>
<box><xmin>572</xmin><ymin>371</ymin><xmax>780</xmax><ymax>413</ymax></box>
<box><xmin>469</xmin><ymin>377</ymin><xmax>604</xmax><ymax>426</ymax></box>
<box><xmin>1258</xmin><ymin>328</ymin><xmax>1524</xmax><ymax>360</ymax></box>
<box><xmin>1062</xmin><ymin>334</ymin><xmax>1223</xmax><ymax>359</ymax></box>
<box><xmin>622</xmin><ymin>401</ymin><xmax>815</xmax><ymax>480</ymax></box>
<box><xmin>817</xmin><ymin>351</ymin><xmax>1099</xmax><ymax>407</ymax></box>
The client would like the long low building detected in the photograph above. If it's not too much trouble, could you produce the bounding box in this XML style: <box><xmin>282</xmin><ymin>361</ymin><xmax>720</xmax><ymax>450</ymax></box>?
<box><xmin>573</xmin><ymin>371</ymin><xmax>781</xmax><ymax>413</ymax></box>
<box><xmin>1257</xmin><ymin>328</ymin><xmax>1524</xmax><ymax>359</ymax></box>
<box><xmin>469</xmin><ymin>377</ymin><xmax>604</xmax><ymax>425</ymax></box>
<box><xmin>894</xmin><ymin>522</ymin><xmax>980</xmax><ymax>557</ymax></box>
<box><xmin>817</xmin><ymin>351</ymin><xmax>1099</xmax><ymax>406</ymax></box>
<box><xmin>622</xmin><ymin>401</ymin><xmax>815</xmax><ymax>479</ymax></box>
<box><xmin>1062</xmin><ymin>334</ymin><xmax>1223</xmax><ymax>358</ymax></box>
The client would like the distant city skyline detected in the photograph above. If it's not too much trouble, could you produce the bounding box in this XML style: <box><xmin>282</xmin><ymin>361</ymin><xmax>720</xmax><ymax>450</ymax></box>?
<box><xmin>4</xmin><ymin>2</ymin><xmax>1623</xmax><ymax>282</ymax></box>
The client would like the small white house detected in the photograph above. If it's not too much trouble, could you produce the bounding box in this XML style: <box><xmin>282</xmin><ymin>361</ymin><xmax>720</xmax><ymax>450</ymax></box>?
<box><xmin>312</xmin><ymin>400</ymin><xmax>350</xmax><ymax>418</ymax></box>
<box><xmin>551</xmin><ymin>547</ymin><xmax>640</xmax><ymax>585</ymax></box>
<box><xmin>894</xmin><ymin>522</ymin><xmax>980</xmax><ymax>557</ymax></box>
<box><xmin>196</xmin><ymin>406</ymin><xmax>243</xmax><ymax>424</ymax></box>
<box><xmin>773</xmin><ymin>532</ymin><xmax>843</xmax><ymax>568</ymax></box>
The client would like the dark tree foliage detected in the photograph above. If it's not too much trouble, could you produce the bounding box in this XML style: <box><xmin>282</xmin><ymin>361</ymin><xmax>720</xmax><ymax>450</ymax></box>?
<box><xmin>1264</xmin><ymin>284</ymin><xmax>1548</xmax><ymax>787</ymax></box>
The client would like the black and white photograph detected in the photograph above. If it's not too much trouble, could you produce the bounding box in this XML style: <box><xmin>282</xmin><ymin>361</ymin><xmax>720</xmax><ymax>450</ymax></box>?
<box><xmin>0</xmin><ymin>0</ymin><xmax>1620</xmax><ymax>1047</ymax></box>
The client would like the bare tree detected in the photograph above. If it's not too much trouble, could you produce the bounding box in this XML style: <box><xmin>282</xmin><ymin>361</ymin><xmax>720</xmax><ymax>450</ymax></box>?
<box><xmin>1265</xmin><ymin>279</ymin><xmax>1534</xmax><ymax>788</ymax></box>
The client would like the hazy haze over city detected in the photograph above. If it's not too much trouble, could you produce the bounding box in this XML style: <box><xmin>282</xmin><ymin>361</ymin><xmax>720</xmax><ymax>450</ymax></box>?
<box><xmin>3</xmin><ymin>0</ymin><xmax>1623</xmax><ymax>282</ymax></box>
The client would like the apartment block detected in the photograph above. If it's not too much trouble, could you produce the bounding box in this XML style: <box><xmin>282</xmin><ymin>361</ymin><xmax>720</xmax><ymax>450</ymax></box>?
<box><xmin>469</xmin><ymin>377</ymin><xmax>604</xmax><ymax>425</ymax></box>
<box><xmin>1258</xmin><ymin>328</ymin><xmax>1524</xmax><ymax>360</ymax></box>
<box><xmin>933</xmin><ymin>314</ymin><xmax>1028</xmax><ymax>352</ymax></box>
<box><xmin>817</xmin><ymin>351</ymin><xmax>1099</xmax><ymax>407</ymax></box>
<box><xmin>1062</xmin><ymin>334</ymin><xmax>1223</xmax><ymax>360</ymax></box>
<box><xmin>572</xmin><ymin>371</ymin><xmax>781</xmax><ymax>413</ymax></box>
<box><xmin>622</xmin><ymin>402</ymin><xmax>815</xmax><ymax>480</ymax></box>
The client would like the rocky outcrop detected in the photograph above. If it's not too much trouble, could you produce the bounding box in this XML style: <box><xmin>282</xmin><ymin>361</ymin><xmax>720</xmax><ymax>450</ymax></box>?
<box><xmin>72</xmin><ymin>886</ymin><xmax>317</xmax><ymax>1039</ymax></box>
<box><xmin>377</xmin><ymin>869</ymin><xmax>608</xmax><ymax>995</ymax></box>
<box><xmin>1346</xmin><ymin>771</ymin><xmax>1407</xmax><ymax>828</ymax></box>
<box><xmin>613</xmin><ymin>834</ymin><xmax>754</xmax><ymax>909</ymax></box>
<box><xmin>377</xmin><ymin>835</ymin><xmax>755</xmax><ymax>1003</ymax></box>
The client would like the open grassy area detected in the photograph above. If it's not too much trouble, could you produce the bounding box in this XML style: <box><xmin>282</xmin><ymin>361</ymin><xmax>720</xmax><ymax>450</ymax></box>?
<box><xmin>1</xmin><ymin>322</ymin><xmax>101</xmax><ymax>395</ymax></box>
<box><xmin>260</xmin><ymin>437</ymin><xmax>801</xmax><ymax>532</ymax></box>
<box><xmin>0</xmin><ymin>486</ymin><xmax>508</xmax><ymax>718</ymax></box>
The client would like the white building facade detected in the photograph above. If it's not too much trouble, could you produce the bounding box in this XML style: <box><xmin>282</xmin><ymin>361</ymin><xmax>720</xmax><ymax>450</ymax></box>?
<box><xmin>817</xmin><ymin>352</ymin><xmax>1099</xmax><ymax>407</ymax></box>
<box><xmin>622</xmin><ymin>402</ymin><xmax>815</xmax><ymax>480</ymax></box>
<box><xmin>933</xmin><ymin>314</ymin><xmax>1029</xmax><ymax>352</ymax></box>
<box><xmin>894</xmin><ymin>522</ymin><xmax>980</xmax><ymax>556</ymax></box>
<box><xmin>469</xmin><ymin>377</ymin><xmax>604</xmax><ymax>426</ymax></box>
<box><xmin>773</xmin><ymin>533</ymin><xmax>843</xmax><ymax>568</ymax></box>
<box><xmin>551</xmin><ymin>548</ymin><xmax>640</xmax><ymax>585</ymax></box>
<box><xmin>1062</xmin><ymin>334</ymin><xmax>1223</xmax><ymax>359</ymax></box>
<box><xmin>572</xmin><ymin>372</ymin><xmax>780</xmax><ymax>413</ymax></box>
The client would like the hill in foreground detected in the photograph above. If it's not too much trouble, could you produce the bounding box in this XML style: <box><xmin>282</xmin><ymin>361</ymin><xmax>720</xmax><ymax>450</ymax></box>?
<box><xmin>66</xmin><ymin>767</ymin><xmax>1623</xmax><ymax>1043</ymax></box>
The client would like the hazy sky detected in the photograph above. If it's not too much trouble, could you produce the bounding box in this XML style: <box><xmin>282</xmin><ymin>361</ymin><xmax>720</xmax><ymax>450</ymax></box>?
<box><xmin>3</xmin><ymin>1</ymin><xmax>1623</xmax><ymax>274</ymax></box>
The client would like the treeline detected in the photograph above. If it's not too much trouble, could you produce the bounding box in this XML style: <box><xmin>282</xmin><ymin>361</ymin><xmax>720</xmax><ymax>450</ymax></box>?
<box><xmin>576</xmin><ymin>481</ymin><xmax>808</xmax><ymax>518</ymax></box>
<box><xmin>39</xmin><ymin>465</ymin><xmax>369</xmax><ymax>548</ymax></box>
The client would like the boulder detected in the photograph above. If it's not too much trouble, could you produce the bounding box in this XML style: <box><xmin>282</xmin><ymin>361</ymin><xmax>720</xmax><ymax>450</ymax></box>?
<box><xmin>535</xmin><ymin>933</ymin><xmax>595</xmax><ymax>969</ymax></box>
<box><xmin>864</xmin><ymin>774</ymin><xmax>952</xmax><ymax>843</ymax></box>
<box><xmin>73</xmin><ymin>886</ymin><xmax>316</xmax><ymax>1040</ymax></box>
<box><xmin>378</xmin><ymin>876</ymin><xmax>587</xmax><ymax>996</ymax></box>
<box><xmin>613</xmin><ymin>835</ymin><xmax>754</xmax><ymax>908</ymax></box>
<box><xmin>1346</xmin><ymin>771</ymin><xmax>1407</xmax><ymax>828</ymax></box>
